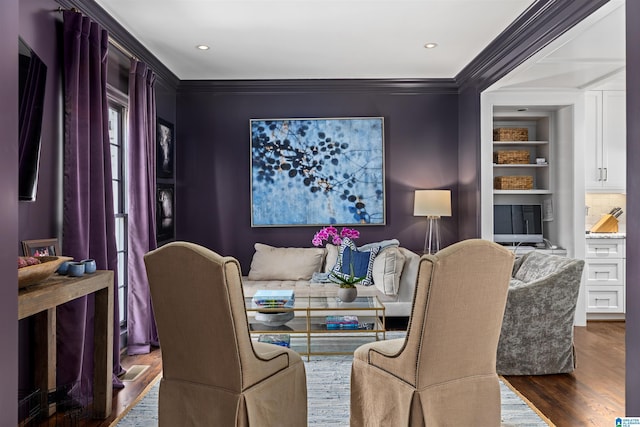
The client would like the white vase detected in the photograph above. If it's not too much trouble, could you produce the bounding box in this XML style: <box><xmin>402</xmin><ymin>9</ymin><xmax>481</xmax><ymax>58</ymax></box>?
<box><xmin>337</xmin><ymin>287</ymin><xmax>357</xmax><ymax>303</ymax></box>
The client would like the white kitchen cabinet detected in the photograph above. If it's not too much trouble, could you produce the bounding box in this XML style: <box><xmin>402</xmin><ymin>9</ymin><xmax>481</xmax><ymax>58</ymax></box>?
<box><xmin>585</xmin><ymin>237</ymin><xmax>625</xmax><ymax>316</ymax></box>
<box><xmin>585</xmin><ymin>91</ymin><xmax>626</xmax><ymax>191</ymax></box>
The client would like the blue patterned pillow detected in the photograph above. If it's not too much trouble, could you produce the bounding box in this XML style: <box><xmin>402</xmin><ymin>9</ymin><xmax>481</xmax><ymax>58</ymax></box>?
<box><xmin>331</xmin><ymin>237</ymin><xmax>380</xmax><ymax>286</ymax></box>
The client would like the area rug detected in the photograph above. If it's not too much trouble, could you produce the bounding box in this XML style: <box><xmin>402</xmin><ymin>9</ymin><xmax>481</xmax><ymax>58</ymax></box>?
<box><xmin>114</xmin><ymin>334</ymin><xmax>553</xmax><ymax>426</ymax></box>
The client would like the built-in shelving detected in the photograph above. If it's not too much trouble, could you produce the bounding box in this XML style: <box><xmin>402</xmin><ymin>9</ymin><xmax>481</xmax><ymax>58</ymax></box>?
<box><xmin>492</xmin><ymin>118</ymin><xmax>550</xmax><ymax>194</ymax></box>
<box><xmin>482</xmin><ymin>91</ymin><xmax>591</xmax><ymax>326</ymax></box>
<box><xmin>493</xmin><ymin>190</ymin><xmax>552</xmax><ymax>195</ymax></box>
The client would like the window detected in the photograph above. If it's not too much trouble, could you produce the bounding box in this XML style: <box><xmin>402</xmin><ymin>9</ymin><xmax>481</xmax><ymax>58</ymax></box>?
<box><xmin>107</xmin><ymin>87</ymin><xmax>129</xmax><ymax>349</ymax></box>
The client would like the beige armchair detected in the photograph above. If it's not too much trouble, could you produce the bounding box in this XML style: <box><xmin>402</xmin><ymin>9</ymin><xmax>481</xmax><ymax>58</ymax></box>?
<box><xmin>144</xmin><ymin>242</ymin><xmax>307</xmax><ymax>426</ymax></box>
<box><xmin>350</xmin><ymin>239</ymin><xmax>514</xmax><ymax>426</ymax></box>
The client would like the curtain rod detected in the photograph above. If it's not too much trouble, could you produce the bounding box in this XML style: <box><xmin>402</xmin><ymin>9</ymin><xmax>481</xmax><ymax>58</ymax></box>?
<box><xmin>55</xmin><ymin>6</ymin><xmax>78</xmax><ymax>13</ymax></box>
<box><xmin>108</xmin><ymin>38</ymin><xmax>139</xmax><ymax>62</ymax></box>
<box><xmin>55</xmin><ymin>7</ymin><xmax>139</xmax><ymax>61</ymax></box>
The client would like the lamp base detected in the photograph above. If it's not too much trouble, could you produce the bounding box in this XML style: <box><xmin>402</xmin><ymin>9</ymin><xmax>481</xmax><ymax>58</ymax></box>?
<box><xmin>423</xmin><ymin>216</ymin><xmax>441</xmax><ymax>254</ymax></box>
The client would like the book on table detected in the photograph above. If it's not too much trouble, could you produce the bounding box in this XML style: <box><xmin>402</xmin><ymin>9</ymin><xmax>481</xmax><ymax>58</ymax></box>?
<box><xmin>258</xmin><ymin>334</ymin><xmax>291</xmax><ymax>348</ymax></box>
<box><xmin>252</xmin><ymin>289</ymin><xmax>295</xmax><ymax>309</ymax></box>
<box><xmin>325</xmin><ymin>315</ymin><xmax>359</xmax><ymax>329</ymax></box>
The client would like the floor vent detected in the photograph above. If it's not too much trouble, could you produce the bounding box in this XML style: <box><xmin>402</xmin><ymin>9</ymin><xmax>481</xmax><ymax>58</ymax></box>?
<box><xmin>121</xmin><ymin>365</ymin><xmax>150</xmax><ymax>382</ymax></box>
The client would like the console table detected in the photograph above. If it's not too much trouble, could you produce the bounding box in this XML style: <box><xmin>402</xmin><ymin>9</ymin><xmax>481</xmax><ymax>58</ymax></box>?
<box><xmin>18</xmin><ymin>270</ymin><xmax>114</xmax><ymax>419</ymax></box>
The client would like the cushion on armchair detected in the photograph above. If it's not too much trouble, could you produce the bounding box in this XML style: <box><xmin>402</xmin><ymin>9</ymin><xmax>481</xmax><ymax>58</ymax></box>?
<box><xmin>513</xmin><ymin>251</ymin><xmax>575</xmax><ymax>282</ymax></box>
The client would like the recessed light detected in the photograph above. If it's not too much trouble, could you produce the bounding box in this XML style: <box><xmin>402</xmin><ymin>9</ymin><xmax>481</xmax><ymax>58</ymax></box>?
<box><xmin>196</xmin><ymin>44</ymin><xmax>210</xmax><ymax>50</ymax></box>
<box><xmin>424</xmin><ymin>42</ymin><xmax>438</xmax><ymax>49</ymax></box>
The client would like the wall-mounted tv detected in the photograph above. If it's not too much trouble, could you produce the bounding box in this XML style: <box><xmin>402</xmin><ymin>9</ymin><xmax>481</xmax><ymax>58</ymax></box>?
<box><xmin>493</xmin><ymin>204</ymin><xmax>544</xmax><ymax>244</ymax></box>
<box><xmin>18</xmin><ymin>37</ymin><xmax>47</xmax><ymax>202</ymax></box>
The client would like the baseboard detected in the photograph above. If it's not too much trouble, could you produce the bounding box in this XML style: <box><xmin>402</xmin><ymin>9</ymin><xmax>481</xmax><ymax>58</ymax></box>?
<box><xmin>587</xmin><ymin>313</ymin><xmax>625</xmax><ymax>321</ymax></box>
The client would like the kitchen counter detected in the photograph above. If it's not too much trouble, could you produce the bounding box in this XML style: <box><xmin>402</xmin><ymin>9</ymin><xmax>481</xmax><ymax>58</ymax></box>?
<box><xmin>585</xmin><ymin>232</ymin><xmax>626</xmax><ymax>238</ymax></box>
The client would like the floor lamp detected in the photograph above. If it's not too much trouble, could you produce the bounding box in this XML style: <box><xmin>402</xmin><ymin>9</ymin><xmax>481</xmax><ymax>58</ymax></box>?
<box><xmin>413</xmin><ymin>190</ymin><xmax>452</xmax><ymax>254</ymax></box>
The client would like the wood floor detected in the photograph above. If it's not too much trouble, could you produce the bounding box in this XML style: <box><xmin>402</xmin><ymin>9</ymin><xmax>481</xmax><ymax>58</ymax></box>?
<box><xmin>504</xmin><ymin>321</ymin><xmax>625</xmax><ymax>426</ymax></box>
<box><xmin>65</xmin><ymin>321</ymin><xmax>623</xmax><ymax>427</ymax></box>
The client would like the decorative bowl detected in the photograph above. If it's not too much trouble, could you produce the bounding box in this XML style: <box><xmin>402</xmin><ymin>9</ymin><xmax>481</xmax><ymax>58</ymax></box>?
<box><xmin>255</xmin><ymin>311</ymin><xmax>295</xmax><ymax>327</ymax></box>
<box><xmin>18</xmin><ymin>256</ymin><xmax>74</xmax><ymax>289</ymax></box>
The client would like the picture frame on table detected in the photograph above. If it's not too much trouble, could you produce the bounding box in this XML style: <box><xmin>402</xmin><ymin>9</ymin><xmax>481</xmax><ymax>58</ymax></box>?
<box><xmin>156</xmin><ymin>183</ymin><xmax>175</xmax><ymax>242</ymax></box>
<box><xmin>156</xmin><ymin>117</ymin><xmax>175</xmax><ymax>179</ymax></box>
<box><xmin>22</xmin><ymin>238</ymin><xmax>60</xmax><ymax>257</ymax></box>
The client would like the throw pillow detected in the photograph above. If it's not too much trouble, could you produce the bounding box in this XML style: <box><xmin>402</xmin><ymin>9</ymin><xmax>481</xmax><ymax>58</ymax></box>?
<box><xmin>372</xmin><ymin>247</ymin><xmax>406</xmax><ymax>295</ymax></box>
<box><xmin>247</xmin><ymin>243</ymin><xmax>326</xmax><ymax>281</ymax></box>
<box><xmin>324</xmin><ymin>244</ymin><xmax>339</xmax><ymax>273</ymax></box>
<box><xmin>358</xmin><ymin>239</ymin><xmax>400</xmax><ymax>252</ymax></box>
<box><xmin>331</xmin><ymin>237</ymin><xmax>379</xmax><ymax>286</ymax></box>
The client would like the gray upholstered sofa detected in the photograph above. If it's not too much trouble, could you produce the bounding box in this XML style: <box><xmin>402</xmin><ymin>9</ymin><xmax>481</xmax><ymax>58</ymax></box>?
<box><xmin>241</xmin><ymin>242</ymin><xmax>421</xmax><ymax>317</ymax></box>
<box><xmin>497</xmin><ymin>251</ymin><xmax>585</xmax><ymax>375</ymax></box>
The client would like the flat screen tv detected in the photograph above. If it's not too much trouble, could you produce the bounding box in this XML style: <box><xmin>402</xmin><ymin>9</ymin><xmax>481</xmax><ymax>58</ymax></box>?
<box><xmin>493</xmin><ymin>204</ymin><xmax>544</xmax><ymax>244</ymax></box>
<box><xmin>18</xmin><ymin>37</ymin><xmax>47</xmax><ymax>202</ymax></box>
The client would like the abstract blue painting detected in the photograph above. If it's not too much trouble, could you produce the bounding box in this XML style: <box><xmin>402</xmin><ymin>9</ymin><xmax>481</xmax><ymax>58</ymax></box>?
<box><xmin>251</xmin><ymin>117</ymin><xmax>385</xmax><ymax>226</ymax></box>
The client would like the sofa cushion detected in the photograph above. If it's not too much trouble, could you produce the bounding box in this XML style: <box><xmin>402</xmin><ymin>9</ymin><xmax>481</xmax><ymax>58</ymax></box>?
<box><xmin>325</xmin><ymin>239</ymin><xmax>399</xmax><ymax>273</ymax></box>
<box><xmin>372</xmin><ymin>247</ymin><xmax>406</xmax><ymax>296</ymax></box>
<box><xmin>513</xmin><ymin>251</ymin><xmax>575</xmax><ymax>283</ymax></box>
<box><xmin>324</xmin><ymin>244</ymin><xmax>339</xmax><ymax>273</ymax></box>
<box><xmin>248</xmin><ymin>243</ymin><xmax>325</xmax><ymax>281</ymax></box>
<box><xmin>331</xmin><ymin>237</ymin><xmax>379</xmax><ymax>286</ymax></box>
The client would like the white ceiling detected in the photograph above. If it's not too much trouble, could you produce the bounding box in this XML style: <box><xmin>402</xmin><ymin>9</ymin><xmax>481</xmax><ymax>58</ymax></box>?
<box><xmin>490</xmin><ymin>0</ymin><xmax>626</xmax><ymax>91</ymax></box>
<box><xmin>94</xmin><ymin>0</ymin><xmax>536</xmax><ymax>80</ymax></box>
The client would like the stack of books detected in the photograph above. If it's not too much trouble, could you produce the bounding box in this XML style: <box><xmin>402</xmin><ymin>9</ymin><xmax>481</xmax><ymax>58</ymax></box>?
<box><xmin>258</xmin><ymin>334</ymin><xmax>291</xmax><ymax>348</ymax></box>
<box><xmin>251</xmin><ymin>289</ymin><xmax>295</xmax><ymax>309</ymax></box>
<box><xmin>325</xmin><ymin>315</ymin><xmax>359</xmax><ymax>330</ymax></box>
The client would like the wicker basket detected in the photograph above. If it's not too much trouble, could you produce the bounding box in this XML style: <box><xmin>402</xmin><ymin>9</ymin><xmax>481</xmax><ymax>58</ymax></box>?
<box><xmin>494</xmin><ymin>176</ymin><xmax>533</xmax><ymax>190</ymax></box>
<box><xmin>494</xmin><ymin>150</ymin><xmax>530</xmax><ymax>164</ymax></box>
<box><xmin>493</xmin><ymin>128</ymin><xmax>528</xmax><ymax>141</ymax></box>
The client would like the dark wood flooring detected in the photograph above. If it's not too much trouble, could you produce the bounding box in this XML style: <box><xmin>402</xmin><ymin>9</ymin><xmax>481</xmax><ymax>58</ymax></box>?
<box><xmin>504</xmin><ymin>321</ymin><xmax>625</xmax><ymax>427</ymax></box>
<box><xmin>59</xmin><ymin>320</ymin><xmax>623</xmax><ymax>427</ymax></box>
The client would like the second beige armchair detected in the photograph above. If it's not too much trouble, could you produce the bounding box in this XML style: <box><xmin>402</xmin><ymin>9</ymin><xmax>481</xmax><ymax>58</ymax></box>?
<box><xmin>144</xmin><ymin>241</ymin><xmax>307</xmax><ymax>427</ymax></box>
<box><xmin>350</xmin><ymin>239</ymin><xmax>514</xmax><ymax>426</ymax></box>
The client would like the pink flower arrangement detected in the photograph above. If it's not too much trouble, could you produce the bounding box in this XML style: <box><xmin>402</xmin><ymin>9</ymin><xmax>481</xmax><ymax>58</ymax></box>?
<box><xmin>312</xmin><ymin>226</ymin><xmax>360</xmax><ymax>247</ymax></box>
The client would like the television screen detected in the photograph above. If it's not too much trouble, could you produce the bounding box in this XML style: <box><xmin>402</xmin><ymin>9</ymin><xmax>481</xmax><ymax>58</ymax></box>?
<box><xmin>18</xmin><ymin>38</ymin><xmax>47</xmax><ymax>202</ymax></box>
<box><xmin>494</xmin><ymin>204</ymin><xmax>543</xmax><ymax>244</ymax></box>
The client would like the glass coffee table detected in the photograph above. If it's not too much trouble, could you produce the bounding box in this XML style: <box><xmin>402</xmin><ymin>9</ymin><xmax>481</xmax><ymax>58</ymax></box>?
<box><xmin>246</xmin><ymin>295</ymin><xmax>386</xmax><ymax>360</ymax></box>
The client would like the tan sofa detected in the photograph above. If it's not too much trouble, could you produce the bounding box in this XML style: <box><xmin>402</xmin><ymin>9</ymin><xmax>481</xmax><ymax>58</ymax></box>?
<box><xmin>241</xmin><ymin>243</ymin><xmax>421</xmax><ymax>317</ymax></box>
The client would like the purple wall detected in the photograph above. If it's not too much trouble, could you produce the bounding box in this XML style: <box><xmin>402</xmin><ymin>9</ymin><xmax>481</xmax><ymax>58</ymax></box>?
<box><xmin>17</xmin><ymin>0</ymin><xmax>64</xmax><ymax>396</ymax></box>
<box><xmin>0</xmin><ymin>0</ymin><xmax>19</xmax><ymax>421</ymax></box>
<box><xmin>175</xmin><ymin>85</ymin><xmax>459</xmax><ymax>271</ymax></box>
<box><xmin>18</xmin><ymin>0</ymin><xmax>63</xmax><ymax>247</ymax></box>
<box><xmin>457</xmin><ymin>86</ymin><xmax>482</xmax><ymax>240</ymax></box>
<box><xmin>626</xmin><ymin>0</ymin><xmax>640</xmax><ymax>415</ymax></box>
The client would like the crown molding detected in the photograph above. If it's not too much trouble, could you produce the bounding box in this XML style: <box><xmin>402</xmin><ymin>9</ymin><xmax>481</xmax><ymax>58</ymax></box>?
<box><xmin>57</xmin><ymin>0</ymin><xmax>610</xmax><ymax>96</ymax></box>
<box><xmin>178</xmin><ymin>78</ymin><xmax>458</xmax><ymax>95</ymax></box>
<box><xmin>456</xmin><ymin>0</ymin><xmax>611</xmax><ymax>92</ymax></box>
<box><xmin>56</xmin><ymin>0</ymin><xmax>180</xmax><ymax>89</ymax></box>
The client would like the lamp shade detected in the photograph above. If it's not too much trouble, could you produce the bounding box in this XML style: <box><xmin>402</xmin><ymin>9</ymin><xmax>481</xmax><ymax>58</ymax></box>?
<box><xmin>413</xmin><ymin>190</ymin><xmax>452</xmax><ymax>217</ymax></box>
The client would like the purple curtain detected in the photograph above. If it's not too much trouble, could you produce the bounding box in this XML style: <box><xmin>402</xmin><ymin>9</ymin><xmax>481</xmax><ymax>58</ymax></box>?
<box><xmin>127</xmin><ymin>59</ymin><xmax>159</xmax><ymax>355</ymax></box>
<box><xmin>60</xmin><ymin>10</ymin><xmax>123</xmax><ymax>401</ymax></box>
